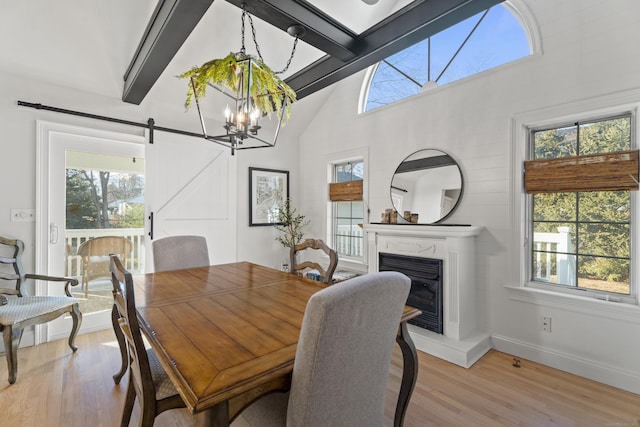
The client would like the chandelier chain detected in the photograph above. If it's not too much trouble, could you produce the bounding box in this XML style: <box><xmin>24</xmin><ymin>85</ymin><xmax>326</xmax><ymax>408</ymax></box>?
<box><xmin>240</xmin><ymin>7</ymin><xmax>246</xmax><ymax>56</ymax></box>
<box><xmin>241</xmin><ymin>4</ymin><xmax>299</xmax><ymax>75</ymax></box>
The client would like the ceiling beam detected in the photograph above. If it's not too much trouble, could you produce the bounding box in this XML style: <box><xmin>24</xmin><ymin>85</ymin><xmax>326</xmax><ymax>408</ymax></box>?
<box><xmin>123</xmin><ymin>0</ymin><xmax>503</xmax><ymax>104</ymax></box>
<box><xmin>225</xmin><ymin>0</ymin><xmax>359</xmax><ymax>62</ymax></box>
<box><xmin>122</xmin><ymin>0</ymin><xmax>215</xmax><ymax>105</ymax></box>
<box><xmin>286</xmin><ymin>0</ymin><xmax>503</xmax><ymax>100</ymax></box>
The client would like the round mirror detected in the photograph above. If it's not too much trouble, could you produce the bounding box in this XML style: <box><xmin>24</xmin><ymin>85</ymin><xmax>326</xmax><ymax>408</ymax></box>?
<box><xmin>390</xmin><ymin>149</ymin><xmax>463</xmax><ymax>224</ymax></box>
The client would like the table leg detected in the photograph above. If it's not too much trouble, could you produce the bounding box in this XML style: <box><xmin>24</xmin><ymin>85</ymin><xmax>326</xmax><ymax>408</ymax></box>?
<box><xmin>395</xmin><ymin>321</ymin><xmax>418</xmax><ymax>427</ymax></box>
<box><xmin>196</xmin><ymin>401</ymin><xmax>229</xmax><ymax>427</ymax></box>
<box><xmin>111</xmin><ymin>303</ymin><xmax>128</xmax><ymax>384</ymax></box>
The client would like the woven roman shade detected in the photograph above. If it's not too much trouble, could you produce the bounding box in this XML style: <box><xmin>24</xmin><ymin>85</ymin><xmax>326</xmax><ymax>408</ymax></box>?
<box><xmin>329</xmin><ymin>180</ymin><xmax>363</xmax><ymax>201</ymax></box>
<box><xmin>524</xmin><ymin>149</ymin><xmax>639</xmax><ymax>194</ymax></box>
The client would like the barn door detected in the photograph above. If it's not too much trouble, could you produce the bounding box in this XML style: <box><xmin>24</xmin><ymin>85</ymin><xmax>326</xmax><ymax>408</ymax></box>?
<box><xmin>145</xmin><ymin>130</ymin><xmax>238</xmax><ymax>271</ymax></box>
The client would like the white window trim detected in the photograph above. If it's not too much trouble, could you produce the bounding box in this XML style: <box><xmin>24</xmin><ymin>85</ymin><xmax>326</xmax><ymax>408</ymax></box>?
<box><xmin>326</xmin><ymin>147</ymin><xmax>369</xmax><ymax>269</ymax></box>
<box><xmin>510</xmin><ymin>89</ymin><xmax>640</xmax><ymax>316</ymax></box>
<box><xmin>357</xmin><ymin>0</ymin><xmax>541</xmax><ymax>115</ymax></box>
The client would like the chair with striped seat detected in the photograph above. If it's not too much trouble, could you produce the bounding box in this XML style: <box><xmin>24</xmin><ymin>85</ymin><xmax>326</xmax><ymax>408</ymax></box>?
<box><xmin>0</xmin><ymin>236</ymin><xmax>82</xmax><ymax>384</ymax></box>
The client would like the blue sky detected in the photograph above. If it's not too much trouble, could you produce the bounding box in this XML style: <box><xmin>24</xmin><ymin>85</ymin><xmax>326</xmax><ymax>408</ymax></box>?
<box><xmin>366</xmin><ymin>5</ymin><xmax>530</xmax><ymax>110</ymax></box>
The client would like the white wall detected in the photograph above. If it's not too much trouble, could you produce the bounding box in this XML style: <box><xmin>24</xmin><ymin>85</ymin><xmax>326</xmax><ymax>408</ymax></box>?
<box><xmin>0</xmin><ymin>68</ymin><xmax>298</xmax><ymax>274</ymax></box>
<box><xmin>235</xmin><ymin>130</ymin><xmax>301</xmax><ymax>270</ymax></box>
<box><xmin>297</xmin><ymin>0</ymin><xmax>640</xmax><ymax>393</ymax></box>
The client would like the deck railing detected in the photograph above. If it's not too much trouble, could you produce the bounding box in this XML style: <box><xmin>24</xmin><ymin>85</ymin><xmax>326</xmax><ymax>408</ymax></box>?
<box><xmin>65</xmin><ymin>228</ymin><xmax>145</xmax><ymax>277</ymax></box>
<box><xmin>334</xmin><ymin>226</ymin><xmax>364</xmax><ymax>257</ymax></box>
<box><xmin>532</xmin><ymin>226</ymin><xmax>575</xmax><ymax>285</ymax></box>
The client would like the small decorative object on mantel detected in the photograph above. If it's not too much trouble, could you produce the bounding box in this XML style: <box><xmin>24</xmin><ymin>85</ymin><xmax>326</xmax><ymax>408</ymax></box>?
<box><xmin>381</xmin><ymin>208</ymin><xmax>393</xmax><ymax>223</ymax></box>
<box><xmin>381</xmin><ymin>209</ymin><xmax>420</xmax><ymax>224</ymax></box>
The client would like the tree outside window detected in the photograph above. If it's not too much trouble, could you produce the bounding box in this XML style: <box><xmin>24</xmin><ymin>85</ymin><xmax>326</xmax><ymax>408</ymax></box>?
<box><xmin>530</xmin><ymin>115</ymin><xmax>633</xmax><ymax>295</ymax></box>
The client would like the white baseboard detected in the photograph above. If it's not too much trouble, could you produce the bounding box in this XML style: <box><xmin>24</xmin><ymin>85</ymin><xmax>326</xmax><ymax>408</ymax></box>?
<box><xmin>409</xmin><ymin>325</ymin><xmax>492</xmax><ymax>368</ymax></box>
<box><xmin>491</xmin><ymin>334</ymin><xmax>640</xmax><ymax>395</ymax></box>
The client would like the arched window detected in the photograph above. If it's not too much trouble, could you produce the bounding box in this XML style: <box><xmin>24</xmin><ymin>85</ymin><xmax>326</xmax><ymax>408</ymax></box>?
<box><xmin>362</xmin><ymin>3</ymin><xmax>533</xmax><ymax>112</ymax></box>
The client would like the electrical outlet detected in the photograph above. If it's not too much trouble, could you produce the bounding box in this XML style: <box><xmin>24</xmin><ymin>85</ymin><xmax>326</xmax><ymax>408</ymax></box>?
<box><xmin>11</xmin><ymin>209</ymin><xmax>35</xmax><ymax>222</ymax></box>
<box><xmin>542</xmin><ymin>316</ymin><xmax>552</xmax><ymax>332</ymax></box>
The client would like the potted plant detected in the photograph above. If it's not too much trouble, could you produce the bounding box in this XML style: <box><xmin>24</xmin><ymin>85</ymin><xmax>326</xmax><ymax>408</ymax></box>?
<box><xmin>274</xmin><ymin>198</ymin><xmax>309</xmax><ymax>249</ymax></box>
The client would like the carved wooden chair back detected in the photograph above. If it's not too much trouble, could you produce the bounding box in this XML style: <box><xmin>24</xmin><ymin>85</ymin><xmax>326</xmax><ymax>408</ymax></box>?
<box><xmin>0</xmin><ymin>236</ymin><xmax>82</xmax><ymax>384</ymax></box>
<box><xmin>290</xmin><ymin>239</ymin><xmax>338</xmax><ymax>284</ymax></box>
<box><xmin>78</xmin><ymin>236</ymin><xmax>132</xmax><ymax>298</ymax></box>
<box><xmin>109</xmin><ymin>254</ymin><xmax>185</xmax><ymax>426</ymax></box>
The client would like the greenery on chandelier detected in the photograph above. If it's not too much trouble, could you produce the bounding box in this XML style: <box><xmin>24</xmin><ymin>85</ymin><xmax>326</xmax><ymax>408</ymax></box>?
<box><xmin>179</xmin><ymin>52</ymin><xmax>297</xmax><ymax>123</ymax></box>
<box><xmin>274</xmin><ymin>198</ymin><xmax>309</xmax><ymax>248</ymax></box>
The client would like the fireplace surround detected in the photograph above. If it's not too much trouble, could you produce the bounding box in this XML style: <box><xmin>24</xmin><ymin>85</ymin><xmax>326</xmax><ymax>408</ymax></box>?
<box><xmin>379</xmin><ymin>252</ymin><xmax>443</xmax><ymax>333</ymax></box>
<box><xmin>364</xmin><ymin>223</ymin><xmax>489</xmax><ymax>368</ymax></box>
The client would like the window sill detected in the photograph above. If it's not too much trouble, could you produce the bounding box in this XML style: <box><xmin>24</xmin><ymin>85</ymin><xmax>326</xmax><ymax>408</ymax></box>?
<box><xmin>504</xmin><ymin>285</ymin><xmax>640</xmax><ymax>324</ymax></box>
<box><xmin>336</xmin><ymin>257</ymin><xmax>368</xmax><ymax>274</ymax></box>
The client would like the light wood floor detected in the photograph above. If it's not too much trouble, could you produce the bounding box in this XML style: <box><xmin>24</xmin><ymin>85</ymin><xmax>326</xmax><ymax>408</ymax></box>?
<box><xmin>1</xmin><ymin>329</ymin><xmax>639</xmax><ymax>426</ymax></box>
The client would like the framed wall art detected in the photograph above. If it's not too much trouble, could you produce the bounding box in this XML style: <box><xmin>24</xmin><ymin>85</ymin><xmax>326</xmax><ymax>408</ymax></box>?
<box><xmin>249</xmin><ymin>167</ymin><xmax>289</xmax><ymax>226</ymax></box>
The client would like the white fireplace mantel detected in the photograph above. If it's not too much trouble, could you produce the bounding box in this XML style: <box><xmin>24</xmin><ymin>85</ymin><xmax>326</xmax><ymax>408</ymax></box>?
<box><xmin>363</xmin><ymin>223</ymin><xmax>490</xmax><ymax>368</ymax></box>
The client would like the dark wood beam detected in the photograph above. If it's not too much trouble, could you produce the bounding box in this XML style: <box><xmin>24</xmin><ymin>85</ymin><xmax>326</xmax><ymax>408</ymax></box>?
<box><xmin>286</xmin><ymin>0</ymin><xmax>503</xmax><ymax>100</ymax></box>
<box><xmin>122</xmin><ymin>0</ymin><xmax>215</xmax><ymax>105</ymax></box>
<box><xmin>123</xmin><ymin>0</ymin><xmax>503</xmax><ymax>104</ymax></box>
<box><xmin>225</xmin><ymin>0</ymin><xmax>359</xmax><ymax>61</ymax></box>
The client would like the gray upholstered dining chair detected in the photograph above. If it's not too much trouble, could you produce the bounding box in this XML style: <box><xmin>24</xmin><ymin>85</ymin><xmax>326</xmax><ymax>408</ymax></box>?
<box><xmin>152</xmin><ymin>235</ymin><xmax>210</xmax><ymax>272</ymax></box>
<box><xmin>110</xmin><ymin>255</ymin><xmax>187</xmax><ymax>426</ymax></box>
<box><xmin>232</xmin><ymin>271</ymin><xmax>411</xmax><ymax>427</ymax></box>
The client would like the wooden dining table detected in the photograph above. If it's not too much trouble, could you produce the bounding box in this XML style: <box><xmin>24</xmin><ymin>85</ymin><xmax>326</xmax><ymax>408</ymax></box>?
<box><xmin>128</xmin><ymin>261</ymin><xmax>421</xmax><ymax>427</ymax></box>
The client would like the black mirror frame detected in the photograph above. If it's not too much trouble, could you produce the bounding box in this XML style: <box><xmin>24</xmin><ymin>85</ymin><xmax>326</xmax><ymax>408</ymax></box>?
<box><xmin>389</xmin><ymin>149</ymin><xmax>464</xmax><ymax>224</ymax></box>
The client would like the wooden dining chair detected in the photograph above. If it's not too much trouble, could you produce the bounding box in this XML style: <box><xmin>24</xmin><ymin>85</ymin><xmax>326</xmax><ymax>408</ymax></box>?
<box><xmin>233</xmin><ymin>271</ymin><xmax>411</xmax><ymax>427</ymax></box>
<box><xmin>109</xmin><ymin>255</ymin><xmax>186</xmax><ymax>427</ymax></box>
<box><xmin>111</xmin><ymin>234</ymin><xmax>210</xmax><ymax>385</ymax></box>
<box><xmin>0</xmin><ymin>236</ymin><xmax>82</xmax><ymax>384</ymax></box>
<box><xmin>152</xmin><ymin>235</ymin><xmax>209</xmax><ymax>272</ymax></box>
<box><xmin>289</xmin><ymin>238</ymin><xmax>338</xmax><ymax>284</ymax></box>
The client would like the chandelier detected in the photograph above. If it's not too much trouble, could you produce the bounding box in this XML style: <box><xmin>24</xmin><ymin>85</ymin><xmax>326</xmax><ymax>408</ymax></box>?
<box><xmin>181</xmin><ymin>4</ymin><xmax>304</xmax><ymax>155</ymax></box>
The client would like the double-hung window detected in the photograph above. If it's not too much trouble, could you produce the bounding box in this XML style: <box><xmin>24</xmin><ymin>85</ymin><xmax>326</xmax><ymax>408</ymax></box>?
<box><xmin>330</xmin><ymin>161</ymin><xmax>364</xmax><ymax>260</ymax></box>
<box><xmin>525</xmin><ymin>113</ymin><xmax>636</xmax><ymax>302</ymax></box>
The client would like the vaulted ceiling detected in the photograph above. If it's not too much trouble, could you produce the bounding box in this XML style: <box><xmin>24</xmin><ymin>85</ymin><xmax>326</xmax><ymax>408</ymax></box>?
<box><xmin>0</xmin><ymin>0</ymin><xmax>502</xmax><ymax>122</ymax></box>
<box><xmin>123</xmin><ymin>0</ymin><xmax>502</xmax><ymax>105</ymax></box>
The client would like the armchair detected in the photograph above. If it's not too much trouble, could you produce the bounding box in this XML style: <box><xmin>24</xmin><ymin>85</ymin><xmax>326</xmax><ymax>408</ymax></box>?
<box><xmin>0</xmin><ymin>236</ymin><xmax>82</xmax><ymax>384</ymax></box>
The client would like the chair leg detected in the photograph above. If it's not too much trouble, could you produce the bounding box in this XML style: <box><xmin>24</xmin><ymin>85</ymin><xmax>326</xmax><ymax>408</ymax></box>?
<box><xmin>68</xmin><ymin>303</ymin><xmax>83</xmax><ymax>352</ymax></box>
<box><xmin>121</xmin><ymin>376</ymin><xmax>136</xmax><ymax>427</ymax></box>
<box><xmin>394</xmin><ymin>321</ymin><xmax>419</xmax><ymax>427</ymax></box>
<box><xmin>3</xmin><ymin>325</ymin><xmax>23</xmax><ymax>385</ymax></box>
<box><xmin>112</xmin><ymin>303</ymin><xmax>128</xmax><ymax>384</ymax></box>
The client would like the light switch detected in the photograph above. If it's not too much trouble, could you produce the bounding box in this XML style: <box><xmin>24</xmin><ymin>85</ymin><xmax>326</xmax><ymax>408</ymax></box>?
<box><xmin>11</xmin><ymin>209</ymin><xmax>35</xmax><ymax>222</ymax></box>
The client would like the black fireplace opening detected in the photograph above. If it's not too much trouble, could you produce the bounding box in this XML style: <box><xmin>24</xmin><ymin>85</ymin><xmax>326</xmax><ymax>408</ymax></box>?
<box><xmin>378</xmin><ymin>252</ymin><xmax>443</xmax><ymax>334</ymax></box>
